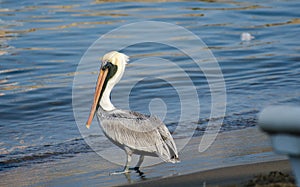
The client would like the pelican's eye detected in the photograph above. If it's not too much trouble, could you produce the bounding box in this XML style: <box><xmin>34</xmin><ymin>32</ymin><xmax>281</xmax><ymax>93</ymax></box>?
<box><xmin>102</xmin><ymin>61</ymin><xmax>113</xmax><ymax>70</ymax></box>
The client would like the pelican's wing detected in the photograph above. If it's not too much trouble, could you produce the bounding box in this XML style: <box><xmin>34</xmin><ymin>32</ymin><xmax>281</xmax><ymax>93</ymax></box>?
<box><xmin>99</xmin><ymin>109</ymin><xmax>177</xmax><ymax>162</ymax></box>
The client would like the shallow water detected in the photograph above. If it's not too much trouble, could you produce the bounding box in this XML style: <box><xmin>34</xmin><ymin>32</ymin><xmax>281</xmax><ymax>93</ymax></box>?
<box><xmin>0</xmin><ymin>0</ymin><xmax>299</xmax><ymax>174</ymax></box>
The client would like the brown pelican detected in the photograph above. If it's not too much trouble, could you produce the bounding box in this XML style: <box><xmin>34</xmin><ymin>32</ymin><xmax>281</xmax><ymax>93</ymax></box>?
<box><xmin>86</xmin><ymin>51</ymin><xmax>179</xmax><ymax>174</ymax></box>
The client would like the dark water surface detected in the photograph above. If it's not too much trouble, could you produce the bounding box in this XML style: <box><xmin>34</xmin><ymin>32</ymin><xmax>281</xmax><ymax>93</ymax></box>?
<box><xmin>0</xmin><ymin>0</ymin><xmax>299</xmax><ymax>173</ymax></box>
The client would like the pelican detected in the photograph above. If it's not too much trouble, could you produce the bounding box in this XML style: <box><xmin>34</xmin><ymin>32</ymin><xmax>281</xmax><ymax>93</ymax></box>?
<box><xmin>86</xmin><ymin>51</ymin><xmax>179</xmax><ymax>174</ymax></box>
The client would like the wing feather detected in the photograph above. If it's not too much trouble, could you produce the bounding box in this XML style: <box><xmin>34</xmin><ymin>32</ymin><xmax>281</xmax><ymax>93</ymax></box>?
<box><xmin>97</xmin><ymin>109</ymin><xmax>178</xmax><ymax>162</ymax></box>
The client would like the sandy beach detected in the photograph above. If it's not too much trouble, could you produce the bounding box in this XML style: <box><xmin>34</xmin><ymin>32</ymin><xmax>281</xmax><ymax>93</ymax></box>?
<box><xmin>0</xmin><ymin>127</ymin><xmax>294</xmax><ymax>187</ymax></box>
<box><xmin>121</xmin><ymin>160</ymin><xmax>293</xmax><ymax>187</ymax></box>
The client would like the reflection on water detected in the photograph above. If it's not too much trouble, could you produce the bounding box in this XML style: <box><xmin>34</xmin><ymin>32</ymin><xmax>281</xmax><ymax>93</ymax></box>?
<box><xmin>0</xmin><ymin>0</ymin><xmax>299</xmax><ymax>180</ymax></box>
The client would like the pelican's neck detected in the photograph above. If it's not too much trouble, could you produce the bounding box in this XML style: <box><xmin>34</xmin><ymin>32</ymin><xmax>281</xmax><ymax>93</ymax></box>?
<box><xmin>99</xmin><ymin>81</ymin><xmax>115</xmax><ymax>111</ymax></box>
<box><xmin>99</xmin><ymin>61</ymin><xmax>126</xmax><ymax>111</ymax></box>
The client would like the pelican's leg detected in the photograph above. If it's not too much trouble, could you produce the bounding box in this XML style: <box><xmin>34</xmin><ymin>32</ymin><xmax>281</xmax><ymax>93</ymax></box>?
<box><xmin>130</xmin><ymin>155</ymin><xmax>144</xmax><ymax>171</ymax></box>
<box><xmin>123</xmin><ymin>150</ymin><xmax>132</xmax><ymax>172</ymax></box>
<box><xmin>110</xmin><ymin>149</ymin><xmax>132</xmax><ymax>175</ymax></box>
<box><xmin>129</xmin><ymin>155</ymin><xmax>145</xmax><ymax>177</ymax></box>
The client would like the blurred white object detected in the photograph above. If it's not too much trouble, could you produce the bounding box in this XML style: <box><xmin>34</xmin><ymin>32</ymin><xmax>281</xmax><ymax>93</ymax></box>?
<box><xmin>240</xmin><ymin>32</ymin><xmax>255</xmax><ymax>41</ymax></box>
<box><xmin>259</xmin><ymin>106</ymin><xmax>300</xmax><ymax>187</ymax></box>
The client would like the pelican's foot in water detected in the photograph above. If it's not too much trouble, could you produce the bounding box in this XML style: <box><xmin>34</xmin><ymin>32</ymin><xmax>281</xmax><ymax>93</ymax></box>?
<box><xmin>129</xmin><ymin>167</ymin><xmax>145</xmax><ymax>177</ymax></box>
<box><xmin>109</xmin><ymin>170</ymin><xmax>130</xmax><ymax>175</ymax></box>
<box><xmin>129</xmin><ymin>167</ymin><xmax>140</xmax><ymax>171</ymax></box>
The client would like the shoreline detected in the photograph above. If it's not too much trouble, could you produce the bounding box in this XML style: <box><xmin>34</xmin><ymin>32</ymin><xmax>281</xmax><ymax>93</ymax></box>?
<box><xmin>121</xmin><ymin>160</ymin><xmax>292</xmax><ymax>187</ymax></box>
<box><xmin>0</xmin><ymin>127</ymin><xmax>292</xmax><ymax>187</ymax></box>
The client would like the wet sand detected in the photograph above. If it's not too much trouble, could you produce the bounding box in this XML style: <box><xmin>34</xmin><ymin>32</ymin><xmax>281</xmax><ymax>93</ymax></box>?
<box><xmin>0</xmin><ymin>127</ymin><xmax>293</xmax><ymax>187</ymax></box>
<box><xmin>121</xmin><ymin>160</ymin><xmax>293</xmax><ymax>187</ymax></box>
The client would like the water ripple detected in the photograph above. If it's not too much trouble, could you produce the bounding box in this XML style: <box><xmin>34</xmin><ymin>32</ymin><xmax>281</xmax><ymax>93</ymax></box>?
<box><xmin>0</xmin><ymin>0</ymin><xmax>299</xmax><ymax>172</ymax></box>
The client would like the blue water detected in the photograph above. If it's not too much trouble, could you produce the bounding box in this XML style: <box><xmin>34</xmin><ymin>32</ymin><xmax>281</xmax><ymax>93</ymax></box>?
<box><xmin>0</xmin><ymin>0</ymin><xmax>299</xmax><ymax>171</ymax></box>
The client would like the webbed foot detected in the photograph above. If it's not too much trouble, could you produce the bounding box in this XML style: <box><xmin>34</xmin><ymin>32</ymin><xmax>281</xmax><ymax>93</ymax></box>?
<box><xmin>129</xmin><ymin>167</ymin><xmax>140</xmax><ymax>171</ymax></box>
<box><xmin>109</xmin><ymin>169</ymin><xmax>130</xmax><ymax>175</ymax></box>
<box><xmin>129</xmin><ymin>167</ymin><xmax>144</xmax><ymax>177</ymax></box>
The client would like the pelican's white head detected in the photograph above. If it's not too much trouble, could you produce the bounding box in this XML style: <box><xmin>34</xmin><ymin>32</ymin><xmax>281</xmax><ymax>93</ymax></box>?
<box><xmin>86</xmin><ymin>51</ymin><xmax>129</xmax><ymax>128</ymax></box>
<box><xmin>101</xmin><ymin>51</ymin><xmax>129</xmax><ymax>86</ymax></box>
<box><xmin>102</xmin><ymin>51</ymin><xmax>129</xmax><ymax>65</ymax></box>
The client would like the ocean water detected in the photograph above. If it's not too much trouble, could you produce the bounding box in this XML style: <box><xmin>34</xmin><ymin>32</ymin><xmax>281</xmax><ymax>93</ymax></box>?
<box><xmin>0</xmin><ymin>0</ymin><xmax>299</xmax><ymax>174</ymax></box>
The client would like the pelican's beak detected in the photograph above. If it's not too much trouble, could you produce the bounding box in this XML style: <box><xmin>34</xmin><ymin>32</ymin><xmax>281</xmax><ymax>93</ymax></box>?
<box><xmin>86</xmin><ymin>68</ymin><xmax>108</xmax><ymax>129</ymax></box>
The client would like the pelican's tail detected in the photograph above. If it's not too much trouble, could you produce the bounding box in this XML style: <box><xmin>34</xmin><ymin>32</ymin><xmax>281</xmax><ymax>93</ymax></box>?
<box><xmin>154</xmin><ymin>124</ymin><xmax>180</xmax><ymax>164</ymax></box>
<box><xmin>170</xmin><ymin>155</ymin><xmax>180</xmax><ymax>163</ymax></box>
<box><xmin>165</xmin><ymin>139</ymin><xmax>180</xmax><ymax>163</ymax></box>
<box><xmin>156</xmin><ymin>143</ymin><xmax>180</xmax><ymax>164</ymax></box>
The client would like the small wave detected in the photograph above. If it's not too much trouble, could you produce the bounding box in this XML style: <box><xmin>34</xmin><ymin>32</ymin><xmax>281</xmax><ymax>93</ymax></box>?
<box><xmin>194</xmin><ymin>109</ymin><xmax>259</xmax><ymax>136</ymax></box>
<box><xmin>0</xmin><ymin>138</ymin><xmax>92</xmax><ymax>171</ymax></box>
